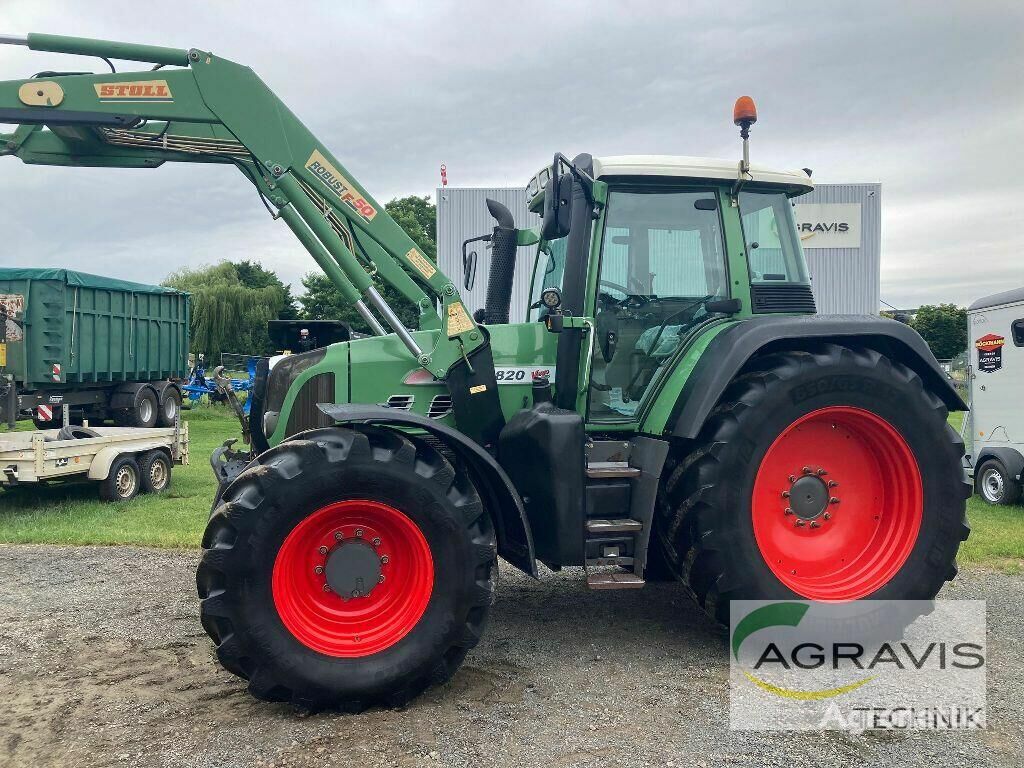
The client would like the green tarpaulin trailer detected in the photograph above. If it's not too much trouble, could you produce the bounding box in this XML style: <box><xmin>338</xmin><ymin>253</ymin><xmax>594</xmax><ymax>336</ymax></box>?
<box><xmin>0</xmin><ymin>267</ymin><xmax>190</xmax><ymax>429</ymax></box>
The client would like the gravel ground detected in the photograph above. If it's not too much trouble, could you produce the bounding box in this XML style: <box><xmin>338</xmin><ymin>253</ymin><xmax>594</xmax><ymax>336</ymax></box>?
<box><xmin>0</xmin><ymin>545</ymin><xmax>1021</xmax><ymax>768</ymax></box>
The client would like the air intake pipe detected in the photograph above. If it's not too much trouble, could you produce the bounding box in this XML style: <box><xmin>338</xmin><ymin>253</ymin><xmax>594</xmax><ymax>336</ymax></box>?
<box><xmin>483</xmin><ymin>198</ymin><xmax>517</xmax><ymax>325</ymax></box>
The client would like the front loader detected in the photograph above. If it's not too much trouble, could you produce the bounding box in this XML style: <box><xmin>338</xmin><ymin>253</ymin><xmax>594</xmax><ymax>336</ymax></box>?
<box><xmin>0</xmin><ymin>34</ymin><xmax>971</xmax><ymax>711</ymax></box>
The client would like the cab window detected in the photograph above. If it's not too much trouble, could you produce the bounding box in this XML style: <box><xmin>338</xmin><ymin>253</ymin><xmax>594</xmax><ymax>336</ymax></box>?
<box><xmin>589</xmin><ymin>188</ymin><xmax>728</xmax><ymax>421</ymax></box>
<box><xmin>738</xmin><ymin>190</ymin><xmax>809</xmax><ymax>284</ymax></box>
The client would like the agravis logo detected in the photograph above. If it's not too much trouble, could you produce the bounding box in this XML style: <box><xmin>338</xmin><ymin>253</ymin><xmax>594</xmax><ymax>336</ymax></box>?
<box><xmin>729</xmin><ymin>600</ymin><xmax>987</xmax><ymax>731</ymax></box>
<box><xmin>732</xmin><ymin>602</ymin><xmax>874</xmax><ymax>700</ymax></box>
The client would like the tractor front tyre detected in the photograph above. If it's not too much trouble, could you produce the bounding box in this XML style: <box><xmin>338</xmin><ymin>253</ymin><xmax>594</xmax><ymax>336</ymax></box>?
<box><xmin>197</xmin><ymin>425</ymin><xmax>497</xmax><ymax>711</ymax></box>
<box><xmin>655</xmin><ymin>344</ymin><xmax>971</xmax><ymax>625</ymax></box>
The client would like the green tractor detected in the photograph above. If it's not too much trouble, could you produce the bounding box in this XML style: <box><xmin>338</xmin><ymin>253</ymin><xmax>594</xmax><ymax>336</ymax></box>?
<box><xmin>1</xmin><ymin>35</ymin><xmax>970</xmax><ymax>711</ymax></box>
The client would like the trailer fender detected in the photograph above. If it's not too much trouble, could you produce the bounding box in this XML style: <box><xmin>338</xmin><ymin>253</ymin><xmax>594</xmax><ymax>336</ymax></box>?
<box><xmin>88</xmin><ymin>446</ymin><xmax>126</xmax><ymax>480</ymax></box>
<box><xmin>88</xmin><ymin>440</ymin><xmax>173</xmax><ymax>479</ymax></box>
<box><xmin>109</xmin><ymin>382</ymin><xmax>157</xmax><ymax>411</ymax></box>
<box><xmin>668</xmin><ymin>315</ymin><xmax>967</xmax><ymax>440</ymax></box>
<box><xmin>974</xmin><ymin>447</ymin><xmax>1024</xmax><ymax>482</ymax></box>
<box><xmin>316</xmin><ymin>404</ymin><xmax>538</xmax><ymax>578</ymax></box>
<box><xmin>153</xmin><ymin>381</ymin><xmax>181</xmax><ymax>404</ymax></box>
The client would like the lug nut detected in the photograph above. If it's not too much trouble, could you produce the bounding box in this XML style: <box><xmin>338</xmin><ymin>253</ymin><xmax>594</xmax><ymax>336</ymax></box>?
<box><xmin>829</xmin><ymin>497</ymin><xmax>840</xmax><ymax>505</ymax></box>
<box><xmin>816</xmin><ymin>468</ymin><xmax>828</xmax><ymax>476</ymax></box>
<box><xmin>788</xmin><ymin>475</ymin><xmax>797</xmax><ymax>483</ymax></box>
<box><xmin>828</xmin><ymin>480</ymin><xmax>838</xmax><ymax>488</ymax></box>
<box><xmin>810</xmin><ymin>521</ymin><xmax>821</xmax><ymax>529</ymax></box>
<box><xmin>318</xmin><ymin>545</ymin><xmax>328</xmax><ymax>555</ymax></box>
<box><xmin>334</xmin><ymin>531</ymin><xmax>344</xmax><ymax>541</ymax></box>
<box><xmin>781</xmin><ymin>491</ymin><xmax>791</xmax><ymax>498</ymax></box>
<box><xmin>314</xmin><ymin>565</ymin><xmax>324</xmax><ymax>575</ymax></box>
<box><xmin>378</xmin><ymin>574</ymin><xmax>385</xmax><ymax>583</ymax></box>
<box><xmin>784</xmin><ymin>507</ymin><xmax>794</xmax><ymax>516</ymax></box>
<box><xmin>802</xmin><ymin>466</ymin><xmax>812</xmax><ymax>474</ymax></box>
<box><xmin>322</xmin><ymin>584</ymin><xmax>331</xmax><ymax>592</ymax></box>
<box><xmin>355</xmin><ymin>528</ymin><xmax>364</xmax><ymax>538</ymax></box>
<box><xmin>380</xmin><ymin>555</ymin><xmax>389</xmax><ymax>564</ymax></box>
<box><xmin>823</xmin><ymin>512</ymin><xmax>831</xmax><ymax>520</ymax></box>
<box><xmin>795</xmin><ymin>519</ymin><xmax>806</xmax><ymax>527</ymax></box>
<box><xmin>372</xmin><ymin>537</ymin><xmax>381</xmax><ymax>547</ymax></box>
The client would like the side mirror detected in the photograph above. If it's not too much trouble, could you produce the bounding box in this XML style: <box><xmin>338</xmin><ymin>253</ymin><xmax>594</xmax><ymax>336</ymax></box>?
<box><xmin>462</xmin><ymin>249</ymin><xmax>478</xmax><ymax>291</ymax></box>
<box><xmin>541</xmin><ymin>173</ymin><xmax>574</xmax><ymax>240</ymax></box>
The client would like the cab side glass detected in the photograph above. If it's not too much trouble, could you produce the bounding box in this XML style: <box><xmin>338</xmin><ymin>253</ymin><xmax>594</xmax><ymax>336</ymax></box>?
<box><xmin>738</xmin><ymin>190</ymin><xmax>810</xmax><ymax>285</ymax></box>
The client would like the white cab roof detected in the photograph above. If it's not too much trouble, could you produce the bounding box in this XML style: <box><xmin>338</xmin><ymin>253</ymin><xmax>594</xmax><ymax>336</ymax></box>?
<box><xmin>592</xmin><ymin>155</ymin><xmax>814</xmax><ymax>191</ymax></box>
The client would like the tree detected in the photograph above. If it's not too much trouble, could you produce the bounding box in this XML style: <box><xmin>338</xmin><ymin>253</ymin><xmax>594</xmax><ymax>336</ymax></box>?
<box><xmin>297</xmin><ymin>195</ymin><xmax>436</xmax><ymax>334</ymax></box>
<box><xmin>385</xmin><ymin>195</ymin><xmax>437</xmax><ymax>260</ymax></box>
<box><xmin>911</xmin><ymin>304</ymin><xmax>968</xmax><ymax>360</ymax></box>
<box><xmin>298</xmin><ymin>272</ymin><xmax>420</xmax><ymax>333</ymax></box>
<box><xmin>233</xmin><ymin>259</ymin><xmax>299</xmax><ymax>320</ymax></box>
<box><xmin>163</xmin><ymin>262</ymin><xmax>286</xmax><ymax>359</ymax></box>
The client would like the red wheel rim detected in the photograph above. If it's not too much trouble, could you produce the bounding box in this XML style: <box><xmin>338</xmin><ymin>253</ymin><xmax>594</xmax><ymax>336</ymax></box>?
<box><xmin>751</xmin><ymin>406</ymin><xmax>923</xmax><ymax>601</ymax></box>
<box><xmin>272</xmin><ymin>500</ymin><xmax>434</xmax><ymax>657</ymax></box>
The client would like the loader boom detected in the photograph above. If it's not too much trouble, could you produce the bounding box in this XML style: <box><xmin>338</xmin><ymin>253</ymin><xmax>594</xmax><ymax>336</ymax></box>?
<box><xmin>0</xmin><ymin>33</ymin><xmax>485</xmax><ymax>378</ymax></box>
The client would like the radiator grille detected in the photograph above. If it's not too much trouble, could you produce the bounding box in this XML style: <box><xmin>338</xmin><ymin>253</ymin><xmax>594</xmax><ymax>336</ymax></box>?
<box><xmin>284</xmin><ymin>373</ymin><xmax>336</xmax><ymax>437</ymax></box>
<box><xmin>427</xmin><ymin>394</ymin><xmax>453</xmax><ymax>419</ymax></box>
<box><xmin>750</xmin><ymin>283</ymin><xmax>817</xmax><ymax>314</ymax></box>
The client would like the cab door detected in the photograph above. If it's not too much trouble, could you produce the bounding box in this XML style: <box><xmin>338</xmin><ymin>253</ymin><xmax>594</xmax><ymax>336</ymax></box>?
<box><xmin>586</xmin><ymin>187</ymin><xmax>731</xmax><ymax>423</ymax></box>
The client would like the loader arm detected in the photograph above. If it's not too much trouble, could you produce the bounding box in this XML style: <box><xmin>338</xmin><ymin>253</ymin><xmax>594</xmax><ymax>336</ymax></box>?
<box><xmin>0</xmin><ymin>33</ymin><xmax>489</xmax><ymax>382</ymax></box>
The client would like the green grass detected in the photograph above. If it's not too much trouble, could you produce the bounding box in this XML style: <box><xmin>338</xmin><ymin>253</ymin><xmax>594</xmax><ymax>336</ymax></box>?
<box><xmin>0</xmin><ymin>405</ymin><xmax>243</xmax><ymax>548</ymax></box>
<box><xmin>0</xmin><ymin>405</ymin><xmax>1020</xmax><ymax>574</ymax></box>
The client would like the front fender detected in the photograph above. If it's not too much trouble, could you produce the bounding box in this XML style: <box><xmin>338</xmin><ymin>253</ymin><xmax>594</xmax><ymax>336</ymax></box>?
<box><xmin>663</xmin><ymin>315</ymin><xmax>966</xmax><ymax>440</ymax></box>
<box><xmin>317</xmin><ymin>404</ymin><xmax>538</xmax><ymax>578</ymax></box>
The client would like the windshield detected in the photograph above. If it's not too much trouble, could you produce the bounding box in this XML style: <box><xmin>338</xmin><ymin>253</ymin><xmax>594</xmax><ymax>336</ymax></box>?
<box><xmin>528</xmin><ymin>235</ymin><xmax>568</xmax><ymax>321</ymax></box>
<box><xmin>738</xmin><ymin>190</ymin><xmax>809</xmax><ymax>284</ymax></box>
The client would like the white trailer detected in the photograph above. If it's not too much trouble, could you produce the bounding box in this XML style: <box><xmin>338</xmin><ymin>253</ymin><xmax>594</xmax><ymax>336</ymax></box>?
<box><xmin>967</xmin><ymin>287</ymin><xmax>1024</xmax><ymax>505</ymax></box>
<box><xmin>0</xmin><ymin>424</ymin><xmax>189</xmax><ymax>502</ymax></box>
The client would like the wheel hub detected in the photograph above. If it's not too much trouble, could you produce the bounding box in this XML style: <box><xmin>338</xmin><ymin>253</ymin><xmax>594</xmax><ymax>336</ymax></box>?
<box><xmin>324</xmin><ymin>539</ymin><xmax>383</xmax><ymax>599</ymax></box>
<box><xmin>789</xmin><ymin>474</ymin><xmax>830</xmax><ymax>520</ymax></box>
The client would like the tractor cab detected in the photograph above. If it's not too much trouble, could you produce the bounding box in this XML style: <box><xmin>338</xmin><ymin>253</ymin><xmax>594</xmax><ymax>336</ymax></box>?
<box><xmin>523</xmin><ymin>153</ymin><xmax>815</xmax><ymax>424</ymax></box>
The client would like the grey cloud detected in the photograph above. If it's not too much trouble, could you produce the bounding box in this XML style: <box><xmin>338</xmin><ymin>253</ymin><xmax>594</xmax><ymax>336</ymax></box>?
<box><xmin>1</xmin><ymin>0</ymin><xmax>1020</xmax><ymax>307</ymax></box>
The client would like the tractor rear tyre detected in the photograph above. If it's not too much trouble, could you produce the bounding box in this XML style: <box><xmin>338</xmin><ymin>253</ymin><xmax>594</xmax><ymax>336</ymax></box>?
<box><xmin>197</xmin><ymin>425</ymin><xmax>497</xmax><ymax>711</ymax></box>
<box><xmin>654</xmin><ymin>344</ymin><xmax>971</xmax><ymax>625</ymax></box>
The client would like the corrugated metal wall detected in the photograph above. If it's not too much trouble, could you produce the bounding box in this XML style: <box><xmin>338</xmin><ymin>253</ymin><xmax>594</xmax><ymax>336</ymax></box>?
<box><xmin>436</xmin><ymin>183</ymin><xmax>880</xmax><ymax>321</ymax></box>
<box><xmin>436</xmin><ymin>187</ymin><xmax>540</xmax><ymax>323</ymax></box>
<box><xmin>798</xmin><ymin>183</ymin><xmax>881</xmax><ymax>315</ymax></box>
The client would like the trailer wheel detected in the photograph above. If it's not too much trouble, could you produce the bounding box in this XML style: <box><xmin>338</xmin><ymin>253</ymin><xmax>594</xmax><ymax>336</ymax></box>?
<box><xmin>140</xmin><ymin>450</ymin><xmax>172</xmax><ymax>494</ymax></box>
<box><xmin>655</xmin><ymin>344</ymin><xmax>971</xmax><ymax>625</ymax></box>
<box><xmin>99</xmin><ymin>455</ymin><xmax>142</xmax><ymax>502</ymax></box>
<box><xmin>156</xmin><ymin>387</ymin><xmax>181</xmax><ymax>428</ymax></box>
<box><xmin>976</xmin><ymin>459</ymin><xmax>1021</xmax><ymax>506</ymax></box>
<box><xmin>115</xmin><ymin>387</ymin><xmax>159</xmax><ymax>428</ymax></box>
<box><xmin>197</xmin><ymin>425</ymin><xmax>496</xmax><ymax>711</ymax></box>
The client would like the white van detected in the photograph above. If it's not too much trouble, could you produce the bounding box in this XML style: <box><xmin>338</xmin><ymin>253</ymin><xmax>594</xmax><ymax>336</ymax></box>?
<box><xmin>967</xmin><ymin>287</ymin><xmax>1024</xmax><ymax>505</ymax></box>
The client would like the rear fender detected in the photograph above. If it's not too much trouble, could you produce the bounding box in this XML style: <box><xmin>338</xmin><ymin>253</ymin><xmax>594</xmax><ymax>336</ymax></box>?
<box><xmin>666</xmin><ymin>315</ymin><xmax>967</xmax><ymax>439</ymax></box>
<box><xmin>316</xmin><ymin>404</ymin><xmax>538</xmax><ymax>578</ymax></box>
<box><xmin>975</xmin><ymin>447</ymin><xmax>1024</xmax><ymax>482</ymax></box>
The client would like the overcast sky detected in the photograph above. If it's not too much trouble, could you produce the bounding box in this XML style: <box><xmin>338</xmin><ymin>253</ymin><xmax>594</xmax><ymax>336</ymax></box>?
<box><xmin>1</xmin><ymin>1</ymin><xmax>1021</xmax><ymax>308</ymax></box>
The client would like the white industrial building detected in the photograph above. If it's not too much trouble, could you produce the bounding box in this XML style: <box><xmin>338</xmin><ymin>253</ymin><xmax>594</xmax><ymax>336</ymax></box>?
<box><xmin>436</xmin><ymin>181</ymin><xmax>881</xmax><ymax>320</ymax></box>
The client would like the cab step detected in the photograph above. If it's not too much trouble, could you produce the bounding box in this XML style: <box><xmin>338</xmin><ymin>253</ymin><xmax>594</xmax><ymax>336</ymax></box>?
<box><xmin>586</xmin><ymin>462</ymin><xmax>641</xmax><ymax>479</ymax></box>
<box><xmin>585</xmin><ymin>518</ymin><xmax>643</xmax><ymax>533</ymax></box>
<box><xmin>586</xmin><ymin>572</ymin><xmax>645</xmax><ymax>590</ymax></box>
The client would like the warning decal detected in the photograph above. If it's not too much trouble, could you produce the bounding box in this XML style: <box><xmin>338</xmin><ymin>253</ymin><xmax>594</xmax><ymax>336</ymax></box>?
<box><xmin>976</xmin><ymin>333</ymin><xmax>1004</xmax><ymax>373</ymax></box>
<box><xmin>446</xmin><ymin>302</ymin><xmax>474</xmax><ymax>337</ymax></box>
